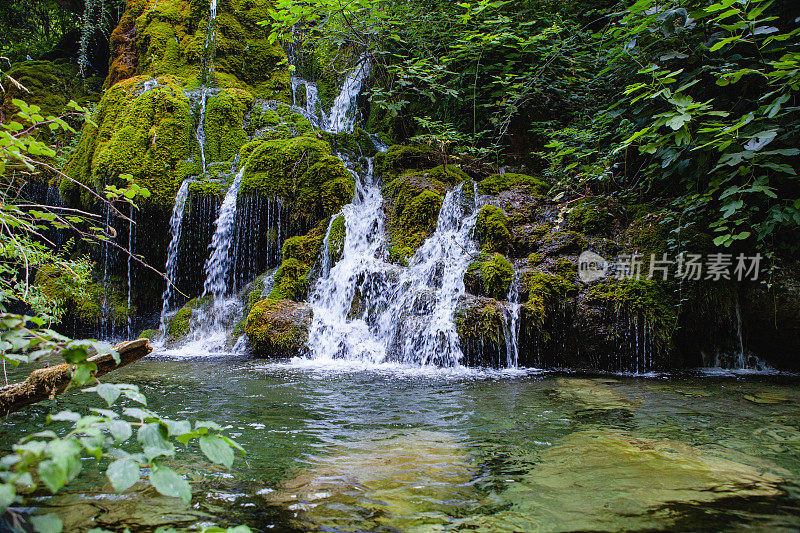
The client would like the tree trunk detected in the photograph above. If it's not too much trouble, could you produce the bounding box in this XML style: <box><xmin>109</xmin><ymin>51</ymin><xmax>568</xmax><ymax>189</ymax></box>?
<box><xmin>0</xmin><ymin>338</ymin><xmax>152</xmax><ymax>417</ymax></box>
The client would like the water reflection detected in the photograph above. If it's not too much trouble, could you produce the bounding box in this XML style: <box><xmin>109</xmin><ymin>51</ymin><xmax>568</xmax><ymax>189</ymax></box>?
<box><xmin>2</xmin><ymin>356</ymin><xmax>800</xmax><ymax>531</ymax></box>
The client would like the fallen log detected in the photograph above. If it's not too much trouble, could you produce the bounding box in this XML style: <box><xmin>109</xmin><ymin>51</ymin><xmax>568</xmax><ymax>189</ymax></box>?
<box><xmin>0</xmin><ymin>338</ymin><xmax>152</xmax><ymax>417</ymax></box>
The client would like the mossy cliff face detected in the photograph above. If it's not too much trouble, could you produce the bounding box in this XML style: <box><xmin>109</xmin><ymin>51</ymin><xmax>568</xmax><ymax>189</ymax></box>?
<box><xmin>203</xmin><ymin>88</ymin><xmax>254</xmax><ymax>162</ymax></box>
<box><xmin>107</xmin><ymin>0</ymin><xmax>290</xmax><ymax>99</ymax></box>
<box><xmin>464</xmin><ymin>253</ymin><xmax>514</xmax><ymax>300</ymax></box>
<box><xmin>241</xmin><ymin>135</ymin><xmax>354</xmax><ymax>228</ymax></box>
<box><xmin>63</xmin><ymin>75</ymin><xmax>194</xmax><ymax>207</ymax></box>
<box><xmin>268</xmin><ymin>233</ymin><xmax>325</xmax><ymax>301</ymax></box>
<box><xmin>381</xmin><ymin>151</ymin><xmax>469</xmax><ymax>264</ymax></box>
<box><xmin>245</xmin><ymin>298</ymin><xmax>312</xmax><ymax>357</ymax></box>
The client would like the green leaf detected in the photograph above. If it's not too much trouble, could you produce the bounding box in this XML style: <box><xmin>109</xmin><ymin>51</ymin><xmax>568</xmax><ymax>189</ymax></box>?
<box><xmin>138</xmin><ymin>423</ymin><xmax>175</xmax><ymax>461</ymax></box>
<box><xmin>96</xmin><ymin>383</ymin><xmax>122</xmax><ymax>406</ymax></box>
<box><xmin>38</xmin><ymin>460</ymin><xmax>67</xmax><ymax>493</ymax></box>
<box><xmin>0</xmin><ymin>483</ymin><xmax>15</xmax><ymax>513</ymax></box>
<box><xmin>107</xmin><ymin>459</ymin><xmax>140</xmax><ymax>493</ymax></box>
<box><xmin>199</xmin><ymin>435</ymin><xmax>234</xmax><ymax>468</ymax></box>
<box><xmin>30</xmin><ymin>514</ymin><xmax>62</xmax><ymax>533</ymax></box>
<box><xmin>109</xmin><ymin>419</ymin><xmax>133</xmax><ymax>442</ymax></box>
<box><xmin>150</xmin><ymin>466</ymin><xmax>191</xmax><ymax>504</ymax></box>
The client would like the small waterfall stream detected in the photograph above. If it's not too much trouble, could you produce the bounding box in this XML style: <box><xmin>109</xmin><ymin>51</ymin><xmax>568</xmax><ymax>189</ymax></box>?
<box><xmin>203</xmin><ymin>166</ymin><xmax>245</xmax><ymax>301</ymax></box>
<box><xmin>327</xmin><ymin>57</ymin><xmax>370</xmax><ymax>133</ymax></box>
<box><xmin>160</xmin><ymin>180</ymin><xmax>191</xmax><ymax>333</ymax></box>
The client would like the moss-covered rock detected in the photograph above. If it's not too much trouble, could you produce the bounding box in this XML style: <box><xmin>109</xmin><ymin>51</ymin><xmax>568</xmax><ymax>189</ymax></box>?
<box><xmin>63</xmin><ymin>75</ymin><xmax>194</xmax><ymax>207</ymax></box>
<box><xmin>477</xmin><ymin>173</ymin><xmax>550</xmax><ymax>196</ymax></box>
<box><xmin>241</xmin><ymin>135</ymin><xmax>354</xmax><ymax>227</ymax></box>
<box><xmin>383</xmin><ymin>171</ymin><xmax>449</xmax><ymax>263</ymax></box>
<box><xmin>568</xmin><ymin>197</ymin><xmax>615</xmax><ymax>236</ymax></box>
<box><xmin>107</xmin><ymin>0</ymin><xmax>290</xmax><ymax>99</ymax></box>
<box><xmin>245</xmin><ymin>298</ymin><xmax>312</xmax><ymax>357</ymax></box>
<box><xmin>476</xmin><ymin>205</ymin><xmax>512</xmax><ymax>255</ymax></box>
<box><xmin>465</xmin><ymin>253</ymin><xmax>514</xmax><ymax>300</ymax></box>
<box><xmin>523</xmin><ymin>271</ymin><xmax>577</xmax><ymax>331</ymax></box>
<box><xmin>327</xmin><ymin>214</ymin><xmax>346</xmax><ymax>265</ymax></box>
<box><xmin>268</xmin><ymin>234</ymin><xmax>324</xmax><ymax>301</ymax></box>
<box><xmin>379</xmin><ymin>144</ymin><xmax>439</xmax><ymax>180</ymax></box>
<box><xmin>35</xmin><ymin>264</ymin><xmax>133</xmax><ymax>328</ymax></box>
<box><xmin>455</xmin><ymin>295</ymin><xmax>511</xmax><ymax>367</ymax></box>
<box><xmin>203</xmin><ymin>88</ymin><xmax>253</xmax><ymax>163</ymax></box>
<box><xmin>165</xmin><ymin>296</ymin><xmax>211</xmax><ymax>340</ymax></box>
<box><xmin>1</xmin><ymin>60</ymin><xmax>99</xmax><ymax>125</ymax></box>
<box><xmin>588</xmin><ymin>278</ymin><xmax>677</xmax><ymax>348</ymax></box>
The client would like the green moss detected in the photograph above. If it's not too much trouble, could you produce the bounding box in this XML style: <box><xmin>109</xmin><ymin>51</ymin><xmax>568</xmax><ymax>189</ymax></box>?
<box><xmin>167</xmin><ymin>306</ymin><xmax>192</xmax><ymax>339</ymax></box>
<box><xmin>466</xmin><ymin>253</ymin><xmax>514</xmax><ymax>299</ymax></box>
<box><xmin>245</xmin><ymin>298</ymin><xmax>311</xmax><ymax>357</ymax></box>
<box><xmin>478</xmin><ymin>173</ymin><xmax>550</xmax><ymax>196</ymax></box>
<box><xmin>481</xmin><ymin>254</ymin><xmax>515</xmax><ymax>299</ymax></box>
<box><xmin>379</xmin><ymin>144</ymin><xmax>438</xmax><ymax>180</ymax></box>
<box><xmin>556</xmin><ymin>258</ymin><xmax>578</xmax><ymax>279</ymax></box>
<box><xmin>35</xmin><ymin>264</ymin><xmax>132</xmax><ymax>326</ymax></box>
<box><xmin>382</xmin><ymin>169</ymin><xmax>451</xmax><ymax>263</ymax></box>
<box><xmin>139</xmin><ymin>329</ymin><xmax>158</xmax><ymax>340</ymax></box>
<box><xmin>268</xmin><ymin>234</ymin><xmax>324</xmax><ymax>301</ymax></box>
<box><xmin>455</xmin><ymin>297</ymin><xmax>506</xmax><ymax>346</ymax></box>
<box><xmin>476</xmin><ymin>205</ymin><xmax>512</xmax><ymax>254</ymax></box>
<box><xmin>529</xmin><ymin>253</ymin><xmax>543</xmax><ymax>265</ymax></box>
<box><xmin>1</xmin><ymin>60</ymin><xmax>98</xmax><ymax>125</ymax></box>
<box><xmin>188</xmin><ymin>179</ymin><xmax>222</xmax><ymax>197</ymax></box>
<box><xmin>241</xmin><ymin>135</ymin><xmax>354</xmax><ymax>226</ymax></box>
<box><xmin>589</xmin><ymin>279</ymin><xmax>677</xmax><ymax>346</ymax></box>
<box><xmin>327</xmin><ymin>127</ymin><xmax>377</xmax><ymax>157</ymax></box>
<box><xmin>524</xmin><ymin>271</ymin><xmax>577</xmax><ymax>331</ymax></box>
<box><xmin>63</xmin><ymin>75</ymin><xmax>194</xmax><ymax>207</ymax></box>
<box><xmin>246</xmin><ymin>108</ymin><xmax>281</xmax><ymax>135</ymax></box>
<box><xmin>203</xmin><ymin>88</ymin><xmax>253</xmax><ymax>163</ymax></box>
<box><xmin>328</xmin><ymin>214</ymin><xmax>346</xmax><ymax>265</ymax></box>
<box><xmin>104</xmin><ymin>0</ymin><xmax>290</xmax><ymax>98</ymax></box>
<box><xmin>624</xmin><ymin>212</ymin><xmax>671</xmax><ymax>257</ymax></box>
<box><xmin>539</xmin><ymin>229</ymin><xmax>589</xmax><ymax>255</ymax></box>
<box><xmin>569</xmin><ymin>198</ymin><xmax>615</xmax><ymax>236</ymax></box>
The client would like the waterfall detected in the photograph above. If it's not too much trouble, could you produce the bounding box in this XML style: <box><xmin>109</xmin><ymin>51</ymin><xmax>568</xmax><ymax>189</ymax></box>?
<box><xmin>203</xmin><ymin>166</ymin><xmax>245</xmax><ymax>300</ymax></box>
<box><xmin>377</xmin><ymin>184</ymin><xmax>478</xmax><ymax>366</ymax></box>
<box><xmin>327</xmin><ymin>58</ymin><xmax>370</xmax><ymax>133</ymax></box>
<box><xmin>502</xmin><ymin>270</ymin><xmax>522</xmax><ymax>368</ymax></box>
<box><xmin>306</xmin><ymin>161</ymin><xmax>479</xmax><ymax>366</ymax></box>
<box><xmin>201</xmin><ymin>0</ymin><xmax>218</xmax><ymax>86</ymax></box>
<box><xmin>195</xmin><ymin>88</ymin><xmax>209</xmax><ymax>173</ymax></box>
<box><xmin>127</xmin><ymin>206</ymin><xmax>135</xmax><ymax>339</ymax></box>
<box><xmin>159</xmin><ymin>180</ymin><xmax>191</xmax><ymax>333</ymax></box>
<box><xmin>291</xmin><ymin>75</ymin><xmax>326</xmax><ymax>128</ymax></box>
<box><xmin>307</xmin><ymin>158</ymin><xmax>392</xmax><ymax>362</ymax></box>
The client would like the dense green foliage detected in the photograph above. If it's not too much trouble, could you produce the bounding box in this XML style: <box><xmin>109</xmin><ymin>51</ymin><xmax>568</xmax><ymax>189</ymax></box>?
<box><xmin>269</xmin><ymin>0</ymin><xmax>800</xmax><ymax>264</ymax></box>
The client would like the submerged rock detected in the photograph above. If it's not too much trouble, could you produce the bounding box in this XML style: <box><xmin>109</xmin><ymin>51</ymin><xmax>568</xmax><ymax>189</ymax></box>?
<box><xmin>245</xmin><ymin>299</ymin><xmax>312</xmax><ymax>357</ymax></box>
<box><xmin>459</xmin><ymin>429</ymin><xmax>784</xmax><ymax>532</ymax></box>
<box><xmin>262</xmin><ymin>429</ymin><xmax>476</xmax><ymax>531</ymax></box>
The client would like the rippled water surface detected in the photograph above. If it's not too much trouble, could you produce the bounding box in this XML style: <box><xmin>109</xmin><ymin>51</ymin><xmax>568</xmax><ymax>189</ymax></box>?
<box><xmin>3</xmin><ymin>356</ymin><xmax>800</xmax><ymax>532</ymax></box>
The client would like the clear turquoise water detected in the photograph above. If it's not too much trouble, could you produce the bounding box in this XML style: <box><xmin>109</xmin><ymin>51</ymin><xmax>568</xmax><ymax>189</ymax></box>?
<box><xmin>3</xmin><ymin>355</ymin><xmax>800</xmax><ymax>532</ymax></box>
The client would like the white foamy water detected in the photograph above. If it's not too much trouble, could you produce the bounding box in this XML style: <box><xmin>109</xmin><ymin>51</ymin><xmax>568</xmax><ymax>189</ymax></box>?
<box><xmin>327</xmin><ymin>57</ymin><xmax>370</xmax><ymax>133</ymax></box>
<box><xmin>159</xmin><ymin>180</ymin><xmax>191</xmax><ymax>334</ymax></box>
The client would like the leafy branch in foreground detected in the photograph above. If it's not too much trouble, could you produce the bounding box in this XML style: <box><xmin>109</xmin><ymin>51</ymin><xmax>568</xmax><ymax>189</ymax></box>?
<box><xmin>0</xmin><ymin>313</ymin><xmax>246</xmax><ymax>533</ymax></box>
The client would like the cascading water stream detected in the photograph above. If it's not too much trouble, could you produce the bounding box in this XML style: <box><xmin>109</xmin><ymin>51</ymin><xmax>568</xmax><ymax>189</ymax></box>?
<box><xmin>306</xmin><ymin>163</ymin><xmax>480</xmax><ymax>367</ymax></box>
<box><xmin>127</xmin><ymin>206</ymin><xmax>135</xmax><ymax>339</ymax></box>
<box><xmin>159</xmin><ymin>180</ymin><xmax>191</xmax><ymax>334</ymax></box>
<box><xmin>203</xmin><ymin>166</ymin><xmax>245</xmax><ymax>301</ymax></box>
<box><xmin>502</xmin><ymin>270</ymin><xmax>522</xmax><ymax>368</ymax></box>
<box><xmin>327</xmin><ymin>57</ymin><xmax>370</xmax><ymax>133</ymax></box>
<box><xmin>376</xmin><ymin>183</ymin><xmax>479</xmax><ymax>366</ymax></box>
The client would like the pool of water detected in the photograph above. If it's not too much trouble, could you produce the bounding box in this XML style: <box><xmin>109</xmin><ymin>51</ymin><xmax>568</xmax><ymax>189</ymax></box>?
<box><xmin>3</xmin><ymin>355</ymin><xmax>800</xmax><ymax>532</ymax></box>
